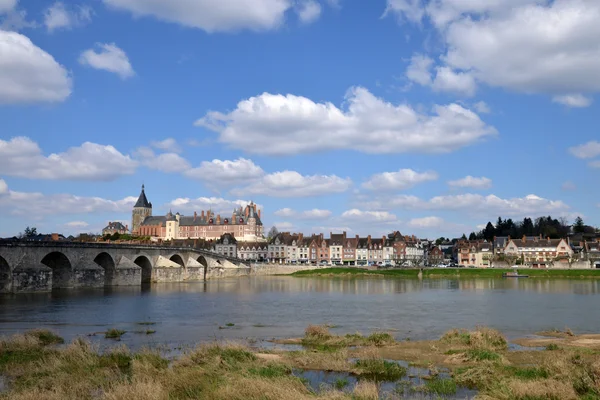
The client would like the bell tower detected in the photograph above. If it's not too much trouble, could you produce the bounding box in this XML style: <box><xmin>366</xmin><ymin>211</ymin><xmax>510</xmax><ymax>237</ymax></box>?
<box><xmin>132</xmin><ymin>184</ymin><xmax>152</xmax><ymax>234</ymax></box>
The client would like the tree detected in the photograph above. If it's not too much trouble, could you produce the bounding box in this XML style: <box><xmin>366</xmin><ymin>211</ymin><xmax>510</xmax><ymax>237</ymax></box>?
<box><xmin>482</xmin><ymin>222</ymin><xmax>496</xmax><ymax>241</ymax></box>
<box><xmin>461</xmin><ymin>234</ymin><xmax>467</xmax><ymax>240</ymax></box>
<box><xmin>267</xmin><ymin>226</ymin><xmax>279</xmax><ymax>240</ymax></box>
<box><xmin>574</xmin><ymin>216</ymin><xmax>586</xmax><ymax>234</ymax></box>
<box><xmin>468</xmin><ymin>232</ymin><xmax>477</xmax><ymax>241</ymax></box>
<box><xmin>21</xmin><ymin>226</ymin><xmax>37</xmax><ymax>238</ymax></box>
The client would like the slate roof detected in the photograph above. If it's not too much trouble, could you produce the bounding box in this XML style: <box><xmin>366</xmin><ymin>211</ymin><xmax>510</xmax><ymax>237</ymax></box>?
<box><xmin>512</xmin><ymin>238</ymin><xmax>564</xmax><ymax>248</ymax></box>
<box><xmin>134</xmin><ymin>185</ymin><xmax>152</xmax><ymax>208</ymax></box>
<box><xmin>103</xmin><ymin>222</ymin><xmax>126</xmax><ymax>231</ymax></box>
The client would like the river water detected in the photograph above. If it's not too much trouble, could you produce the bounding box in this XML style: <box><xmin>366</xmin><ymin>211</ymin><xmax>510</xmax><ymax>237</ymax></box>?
<box><xmin>1</xmin><ymin>276</ymin><xmax>599</xmax><ymax>348</ymax></box>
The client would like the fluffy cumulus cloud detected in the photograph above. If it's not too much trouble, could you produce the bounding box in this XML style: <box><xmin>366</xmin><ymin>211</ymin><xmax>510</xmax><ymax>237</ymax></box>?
<box><xmin>552</xmin><ymin>94</ymin><xmax>593</xmax><ymax>108</ymax></box>
<box><xmin>405</xmin><ymin>55</ymin><xmax>477</xmax><ymax>96</ymax></box>
<box><xmin>0</xmin><ymin>30</ymin><xmax>71</xmax><ymax>104</ymax></box>
<box><xmin>341</xmin><ymin>209</ymin><xmax>398</xmax><ymax>223</ymax></box>
<box><xmin>0</xmin><ymin>181</ymin><xmax>136</xmax><ymax>216</ymax></box>
<box><xmin>0</xmin><ymin>137</ymin><xmax>137</xmax><ymax>181</ymax></box>
<box><xmin>408</xmin><ymin>216</ymin><xmax>445</xmax><ymax>229</ymax></box>
<box><xmin>135</xmin><ymin>146</ymin><xmax>190</xmax><ymax>173</ymax></box>
<box><xmin>166</xmin><ymin>196</ymin><xmax>256</xmax><ymax>214</ymax></box>
<box><xmin>296</xmin><ymin>0</ymin><xmax>321</xmax><ymax>24</ymax></box>
<box><xmin>185</xmin><ymin>158</ymin><xmax>265</xmax><ymax>187</ymax></box>
<box><xmin>394</xmin><ymin>0</ymin><xmax>600</xmax><ymax>104</ymax></box>
<box><xmin>358</xmin><ymin>193</ymin><xmax>569</xmax><ymax>219</ymax></box>
<box><xmin>79</xmin><ymin>43</ymin><xmax>135</xmax><ymax>79</ymax></box>
<box><xmin>0</xmin><ymin>178</ymin><xmax>8</xmax><ymax>195</ymax></box>
<box><xmin>473</xmin><ymin>101</ymin><xmax>490</xmax><ymax>114</ymax></box>
<box><xmin>302</xmin><ymin>209</ymin><xmax>332</xmax><ymax>219</ymax></box>
<box><xmin>569</xmin><ymin>141</ymin><xmax>600</xmax><ymax>159</ymax></box>
<box><xmin>362</xmin><ymin>168</ymin><xmax>437</xmax><ymax>191</ymax></box>
<box><xmin>447</xmin><ymin>176</ymin><xmax>492</xmax><ymax>189</ymax></box>
<box><xmin>150</xmin><ymin>138</ymin><xmax>181</xmax><ymax>153</ymax></box>
<box><xmin>196</xmin><ymin>87</ymin><xmax>496</xmax><ymax>155</ymax></box>
<box><xmin>231</xmin><ymin>171</ymin><xmax>352</xmax><ymax>197</ymax></box>
<box><xmin>102</xmin><ymin>0</ymin><xmax>308</xmax><ymax>33</ymax></box>
<box><xmin>44</xmin><ymin>2</ymin><xmax>92</xmax><ymax>32</ymax></box>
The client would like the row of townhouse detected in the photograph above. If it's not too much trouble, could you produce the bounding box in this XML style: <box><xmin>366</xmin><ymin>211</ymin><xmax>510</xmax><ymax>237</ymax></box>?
<box><xmin>455</xmin><ymin>235</ymin><xmax>600</xmax><ymax>268</ymax></box>
<box><xmin>213</xmin><ymin>231</ymin><xmax>433</xmax><ymax>265</ymax></box>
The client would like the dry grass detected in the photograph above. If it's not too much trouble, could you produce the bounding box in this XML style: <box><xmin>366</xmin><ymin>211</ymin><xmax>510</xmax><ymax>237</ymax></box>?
<box><xmin>441</xmin><ymin>326</ymin><xmax>507</xmax><ymax>350</ymax></box>
<box><xmin>305</xmin><ymin>324</ymin><xmax>331</xmax><ymax>338</ymax></box>
<box><xmin>352</xmin><ymin>381</ymin><xmax>379</xmax><ymax>400</ymax></box>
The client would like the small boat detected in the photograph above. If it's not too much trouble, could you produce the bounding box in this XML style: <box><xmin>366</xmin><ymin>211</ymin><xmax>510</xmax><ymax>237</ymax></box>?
<box><xmin>503</xmin><ymin>271</ymin><xmax>529</xmax><ymax>278</ymax></box>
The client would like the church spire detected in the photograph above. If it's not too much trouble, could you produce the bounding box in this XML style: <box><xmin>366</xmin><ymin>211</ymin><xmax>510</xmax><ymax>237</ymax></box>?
<box><xmin>134</xmin><ymin>184</ymin><xmax>152</xmax><ymax>208</ymax></box>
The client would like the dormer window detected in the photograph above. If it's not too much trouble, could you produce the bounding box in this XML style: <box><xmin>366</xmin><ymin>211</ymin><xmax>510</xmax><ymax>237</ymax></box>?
<box><xmin>209</xmin><ymin>218</ymin><xmax>213</xmax><ymax>224</ymax></box>
<box><xmin>224</xmin><ymin>218</ymin><xmax>229</xmax><ymax>224</ymax></box>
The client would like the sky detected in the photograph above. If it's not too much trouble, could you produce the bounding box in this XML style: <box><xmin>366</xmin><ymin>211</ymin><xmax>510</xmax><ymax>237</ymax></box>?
<box><xmin>0</xmin><ymin>0</ymin><xmax>599</xmax><ymax>239</ymax></box>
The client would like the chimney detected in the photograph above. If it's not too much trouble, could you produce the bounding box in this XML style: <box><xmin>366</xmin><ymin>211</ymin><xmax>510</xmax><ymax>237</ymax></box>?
<box><xmin>245</xmin><ymin>207</ymin><xmax>249</xmax><ymax>217</ymax></box>
<box><xmin>343</xmin><ymin>231</ymin><xmax>346</xmax><ymax>240</ymax></box>
<box><xmin>194</xmin><ymin>211</ymin><xmax>197</xmax><ymax>221</ymax></box>
<box><xmin>216</xmin><ymin>214</ymin><xmax>221</xmax><ymax>224</ymax></box>
<box><xmin>126</xmin><ymin>225</ymin><xmax>128</xmax><ymax>231</ymax></box>
<box><xmin>232</xmin><ymin>213</ymin><xmax>236</xmax><ymax>224</ymax></box>
<box><xmin>368</xmin><ymin>235</ymin><xmax>371</xmax><ymax>241</ymax></box>
<box><xmin>253</xmin><ymin>203</ymin><xmax>257</xmax><ymax>212</ymax></box>
<box><xmin>522</xmin><ymin>235</ymin><xmax>527</xmax><ymax>243</ymax></box>
<box><xmin>201</xmin><ymin>210</ymin><xmax>205</xmax><ymax>219</ymax></box>
<box><xmin>51</xmin><ymin>233</ymin><xmax>59</xmax><ymax>241</ymax></box>
<box><xmin>356</xmin><ymin>235</ymin><xmax>359</xmax><ymax>242</ymax></box>
<box><xmin>258</xmin><ymin>209</ymin><xmax>261</xmax><ymax>219</ymax></box>
<box><xmin>320</xmin><ymin>233</ymin><xmax>323</xmax><ymax>241</ymax></box>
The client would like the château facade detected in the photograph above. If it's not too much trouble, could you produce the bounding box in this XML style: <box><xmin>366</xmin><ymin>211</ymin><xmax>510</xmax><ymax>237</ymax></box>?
<box><xmin>131</xmin><ymin>185</ymin><xmax>264</xmax><ymax>242</ymax></box>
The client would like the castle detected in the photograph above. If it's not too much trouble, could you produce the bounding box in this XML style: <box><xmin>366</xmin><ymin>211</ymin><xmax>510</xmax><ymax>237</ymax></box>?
<box><xmin>131</xmin><ymin>185</ymin><xmax>265</xmax><ymax>242</ymax></box>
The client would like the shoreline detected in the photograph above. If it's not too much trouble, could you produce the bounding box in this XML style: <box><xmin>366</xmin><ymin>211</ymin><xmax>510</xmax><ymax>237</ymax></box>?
<box><xmin>1</xmin><ymin>326</ymin><xmax>599</xmax><ymax>399</ymax></box>
<box><xmin>290</xmin><ymin>267</ymin><xmax>600</xmax><ymax>279</ymax></box>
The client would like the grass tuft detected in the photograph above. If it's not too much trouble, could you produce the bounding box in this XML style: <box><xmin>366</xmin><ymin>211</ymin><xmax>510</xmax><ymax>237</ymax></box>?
<box><xmin>546</xmin><ymin>343</ymin><xmax>560</xmax><ymax>351</ymax></box>
<box><xmin>354</xmin><ymin>359</ymin><xmax>406</xmax><ymax>381</ymax></box>
<box><xmin>25</xmin><ymin>330</ymin><xmax>64</xmax><ymax>346</ymax></box>
<box><xmin>105</xmin><ymin>329</ymin><xmax>126</xmax><ymax>340</ymax></box>
<box><xmin>425</xmin><ymin>378</ymin><xmax>457</xmax><ymax>395</ymax></box>
<box><xmin>366</xmin><ymin>332</ymin><xmax>394</xmax><ymax>346</ymax></box>
<box><xmin>334</xmin><ymin>377</ymin><xmax>349</xmax><ymax>389</ymax></box>
<box><xmin>248</xmin><ymin>363</ymin><xmax>290</xmax><ymax>378</ymax></box>
<box><xmin>466</xmin><ymin>349</ymin><xmax>501</xmax><ymax>362</ymax></box>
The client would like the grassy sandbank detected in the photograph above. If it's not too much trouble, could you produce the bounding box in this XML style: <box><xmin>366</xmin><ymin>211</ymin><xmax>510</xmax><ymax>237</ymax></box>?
<box><xmin>3</xmin><ymin>326</ymin><xmax>600</xmax><ymax>399</ymax></box>
<box><xmin>292</xmin><ymin>267</ymin><xmax>600</xmax><ymax>279</ymax></box>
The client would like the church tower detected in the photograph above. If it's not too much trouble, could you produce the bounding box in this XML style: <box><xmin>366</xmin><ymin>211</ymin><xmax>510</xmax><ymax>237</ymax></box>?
<box><xmin>132</xmin><ymin>184</ymin><xmax>152</xmax><ymax>234</ymax></box>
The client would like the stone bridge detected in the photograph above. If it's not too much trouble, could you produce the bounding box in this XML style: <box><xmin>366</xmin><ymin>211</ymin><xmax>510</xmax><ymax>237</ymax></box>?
<box><xmin>0</xmin><ymin>241</ymin><xmax>250</xmax><ymax>293</ymax></box>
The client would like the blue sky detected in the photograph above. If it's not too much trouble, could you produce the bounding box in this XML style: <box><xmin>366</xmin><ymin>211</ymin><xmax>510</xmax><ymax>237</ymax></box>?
<box><xmin>0</xmin><ymin>0</ymin><xmax>599</xmax><ymax>239</ymax></box>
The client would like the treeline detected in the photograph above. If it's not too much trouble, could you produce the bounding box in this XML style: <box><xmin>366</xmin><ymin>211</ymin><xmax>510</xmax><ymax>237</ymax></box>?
<box><xmin>466</xmin><ymin>216</ymin><xmax>597</xmax><ymax>242</ymax></box>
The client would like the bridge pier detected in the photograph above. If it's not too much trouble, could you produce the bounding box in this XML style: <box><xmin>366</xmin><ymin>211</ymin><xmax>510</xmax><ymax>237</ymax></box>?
<box><xmin>113</xmin><ymin>256</ymin><xmax>142</xmax><ymax>286</ymax></box>
<box><xmin>11</xmin><ymin>264</ymin><xmax>53</xmax><ymax>292</ymax></box>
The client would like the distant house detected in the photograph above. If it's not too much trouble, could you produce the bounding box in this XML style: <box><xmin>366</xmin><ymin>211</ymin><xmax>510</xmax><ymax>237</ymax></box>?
<box><xmin>102</xmin><ymin>222</ymin><xmax>128</xmax><ymax>236</ymax></box>
<box><xmin>214</xmin><ymin>233</ymin><xmax>237</xmax><ymax>258</ymax></box>
<box><xmin>583</xmin><ymin>241</ymin><xmax>600</xmax><ymax>268</ymax></box>
<box><xmin>428</xmin><ymin>246</ymin><xmax>444</xmax><ymax>265</ymax></box>
<box><xmin>505</xmin><ymin>235</ymin><xmax>573</xmax><ymax>268</ymax></box>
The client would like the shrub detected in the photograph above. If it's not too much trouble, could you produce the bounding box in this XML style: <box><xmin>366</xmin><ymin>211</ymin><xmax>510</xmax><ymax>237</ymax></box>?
<box><xmin>366</xmin><ymin>332</ymin><xmax>394</xmax><ymax>346</ymax></box>
<box><xmin>25</xmin><ymin>329</ymin><xmax>64</xmax><ymax>346</ymax></box>
<box><xmin>105</xmin><ymin>329</ymin><xmax>126</xmax><ymax>340</ymax></box>
<box><xmin>425</xmin><ymin>378</ymin><xmax>457</xmax><ymax>395</ymax></box>
<box><xmin>355</xmin><ymin>359</ymin><xmax>406</xmax><ymax>381</ymax></box>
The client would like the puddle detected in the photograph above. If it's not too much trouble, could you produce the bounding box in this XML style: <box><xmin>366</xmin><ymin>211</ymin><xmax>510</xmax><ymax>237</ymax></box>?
<box><xmin>508</xmin><ymin>343</ymin><xmax>545</xmax><ymax>351</ymax></box>
<box><xmin>294</xmin><ymin>359</ymin><xmax>477</xmax><ymax>399</ymax></box>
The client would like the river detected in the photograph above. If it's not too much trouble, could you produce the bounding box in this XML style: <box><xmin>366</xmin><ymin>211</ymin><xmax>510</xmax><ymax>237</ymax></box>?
<box><xmin>1</xmin><ymin>275</ymin><xmax>599</xmax><ymax>348</ymax></box>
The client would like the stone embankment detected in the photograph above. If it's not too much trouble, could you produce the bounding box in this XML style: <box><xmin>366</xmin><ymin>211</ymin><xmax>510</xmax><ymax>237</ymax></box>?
<box><xmin>249</xmin><ymin>264</ymin><xmax>328</xmax><ymax>275</ymax></box>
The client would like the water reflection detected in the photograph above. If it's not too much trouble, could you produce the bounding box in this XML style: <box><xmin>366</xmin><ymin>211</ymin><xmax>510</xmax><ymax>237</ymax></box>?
<box><xmin>0</xmin><ymin>276</ymin><xmax>599</xmax><ymax>349</ymax></box>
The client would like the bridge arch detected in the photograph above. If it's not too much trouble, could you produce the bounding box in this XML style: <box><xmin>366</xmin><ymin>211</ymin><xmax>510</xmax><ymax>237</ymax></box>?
<box><xmin>93</xmin><ymin>252</ymin><xmax>115</xmax><ymax>286</ymax></box>
<box><xmin>0</xmin><ymin>255</ymin><xmax>11</xmax><ymax>293</ymax></box>
<box><xmin>134</xmin><ymin>256</ymin><xmax>153</xmax><ymax>283</ymax></box>
<box><xmin>169</xmin><ymin>254</ymin><xmax>185</xmax><ymax>267</ymax></box>
<box><xmin>41</xmin><ymin>252</ymin><xmax>72</xmax><ymax>289</ymax></box>
<box><xmin>197</xmin><ymin>255</ymin><xmax>208</xmax><ymax>280</ymax></box>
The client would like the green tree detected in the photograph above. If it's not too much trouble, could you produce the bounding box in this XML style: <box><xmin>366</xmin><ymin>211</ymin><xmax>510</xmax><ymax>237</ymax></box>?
<box><xmin>482</xmin><ymin>222</ymin><xmax>496</xmax><ymax>241</ymax></box>
<box><xmin>21</xmin><ymin>226</ymin><xmax>37</xmax><ymax>238</ymax></box>
<box><xmin>574</xmin><ymin>216</ymin><xmax>586</xmax><ymax>233</ymax></box>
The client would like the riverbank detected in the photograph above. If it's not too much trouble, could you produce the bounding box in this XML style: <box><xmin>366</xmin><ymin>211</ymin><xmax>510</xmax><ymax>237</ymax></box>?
<box><xmin>291</xmin><ymin>267</ymin><xmax>600</xmax><ymax>279</ymax></box>
<box><xmin>2</xmin><ymin>326</ymin><xmax>600</xmax><ymax>399</ymax></box>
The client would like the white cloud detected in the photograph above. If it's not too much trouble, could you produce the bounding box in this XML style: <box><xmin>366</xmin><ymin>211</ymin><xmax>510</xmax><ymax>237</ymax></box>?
<box><xmin>273</xmin><ymin>221</ymin><xmax>296</xmax><ymax>231</ymax></box>
<box><xmin>302</xmin><ymin>209</ymin><xmax>332</xmax><ymax>219</ymax></box>
<box><xmin>79</xmin><ymin>43</ymin><xmax>134</xmax><ymax>79</ymax></box>
<box><xmin>231</xmin><ymin>170</ymin><xmax>352</xmax><ymax>197</ymax></box>
<box><xmin>0</xmin><ymin>137</ymin><xmax>137</xmax><ymax>181</ymax></box>
<box><xmin>448</xmin><ymin>176</ymin><xmax>492</xmax><ymax>189</ymax></box>
<box><xmin>185</xmin><ymin>158</ymin><xmax>265</xmax><ymax>186</ymax></box>
<box><xmin>150</xmin><ymin>138</ymin><xmax>181</xmax><ymax>153</ymax></box>
<box><xmin>297</xmin><ymin>0</ymin><xmax>321</xmax><ymax>24</ymax></box>
<box><xmin>431</xmin><ymin>67</ymin><xmax>476</xmax><ymax>96</ymax></box>
<box><xmin>0</xmin><ymin>30</ymin><xmax>71</xmax><ymax>104</ymax></box>
<box><xmin>166</xmin><ymin>197</ymin><xmax>256</xmax><ymax>214</ymax></box>
<box><xmin>473</xmin><ymin>101</ymin><xmax>490</xmax><ymax>114</ymax></box>
<box><xmin>589</xmin><ymin>160</ymin><xmax>600</xmax><ymax>169</ymax></box>
<box><xmin>405</xmin><ymin>54</ymin><xmax>434</xmax><ymax>86</ymax></box>
<box><xmin>341</xmin><ymin>209</ymin><xmax>398</xmax><ymax>223</ymax></box>
<box><xmin>358</xmin><ymin>193</ymin><xmax>569</xmax><ymax>218</ymax></box>
<box><xmin>196</xmin><ymin>86</ymin><xmax>496</xmax><ymax>155</ymax></box>
<box><xmin>0</xmin><ymin>9</ymin><xmax>37</xmax><ymax>31</ymax></box>
<box><xmin>0</xmin><ymin>182</ymin><xmax>136</xmax><ymax>216</ymax></box>
<box><xmin>552</xmin><ymin>94</ymin><xmax>593</xmax><ymax>108</ymax></box>
<box><xmin>569</xmin><ymin>141</ymin><xmax>600</xmax><ymax>159</ymax></box>
<box><xmin>363</xmin><ymin>169</ymin><xmax>438</xmax><ymax>191</ymax></box>
<box><xmin>408</xmin><ymin>216</ymin><xmax>445</xmax><ymax>229</ymax></box>
<box><xmin>391</xmin><ymin>1</ymin><xmax>600</xmax><ymax>101</ymax></box>
<box><xmin>0</xmin><ymin>178</ymin><xmax>7</xmax><ymax>194</ymax></box>
<box><xmin>103</xmin><ymin>0</ymin><xmax>292</xmax><ymax>33</ymax></box>
<box><xmin>274</xmin><ymin>208</ymin><xmax>296</xmax><ymax>217</ymax></box>
<box><xmin>135</xmin><ymin>146</ymin><xmax>190</xmax><ymax>173</ymax></box>
<box><xmin>64</xmin><ymin>221</ymin><xmax>89</xmax><ymax>228</ymax></box>
<box><xmin>44</xmin><ymin>2</ymin><xmax>92</xmax><ymax>32</ymax></box>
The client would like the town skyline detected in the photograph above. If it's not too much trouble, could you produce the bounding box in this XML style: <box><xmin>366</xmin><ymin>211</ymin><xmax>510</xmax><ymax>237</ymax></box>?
<box><xmin>1</xmin><ymin>1</ymin><xmax>599</xmax><ymax>239</ymax></box>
